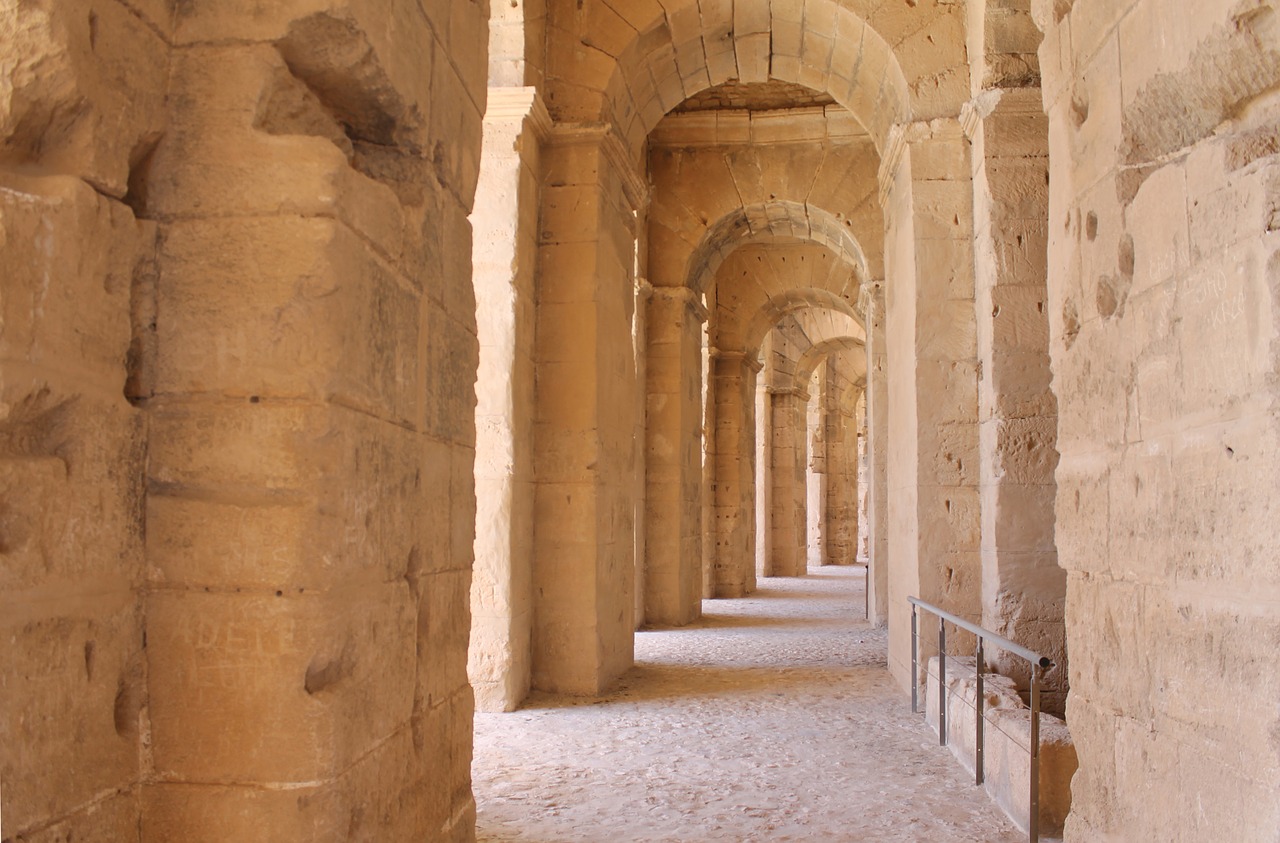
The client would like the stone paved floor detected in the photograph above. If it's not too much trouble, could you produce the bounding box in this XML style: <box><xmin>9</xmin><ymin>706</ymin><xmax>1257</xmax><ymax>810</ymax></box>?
<box><xmin>473</xmin><ymin>567</ymin><xmax>1025</xmax><ymax>842</ymax></box>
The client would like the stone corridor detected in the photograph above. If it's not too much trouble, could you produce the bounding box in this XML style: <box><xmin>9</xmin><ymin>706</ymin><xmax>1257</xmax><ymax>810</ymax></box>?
<box><xmin>473</xmin><ymin>567</ymin><xmax>1024</xmax><ymax>843</ymax></box>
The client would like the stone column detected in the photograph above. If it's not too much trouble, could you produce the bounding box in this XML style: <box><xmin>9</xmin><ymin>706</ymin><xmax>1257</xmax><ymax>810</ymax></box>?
<box><xmin>884</xmin><ymin>121</ymin><xmax>982</xmax><ymax>690</ymax></box>
<box><xmin>140</xmin><ymin>9</ymin><xmax>487</xmax><ymax>837</ymax></box>
<box><xmin>806</xmin><ymin>378</ymin><xmax>827</xmax><ymax>568</ymax></box>
<box><xmin>768</xmin><ymin>385</ymin><xmax>810</xmax><ymax>578</ymax></box>
<box><xmin>965</xmin><ymin>88</ymin><xmax>1066</xmax><ymax>709</ymax></box>
<box><xmin>633</xmin><ymin>279</ymin><xmax>653</xmax><ymax>629</ymax></box>
<box><xmin>708</xmin><ymin>351</ymin><xmax>762</xmax><ymax>598</ymax></box>
<box><xmin>754</xmin><ymin>373</ymin><xmax>772</xmax><ymax>579</ymax></box>
<box><xmin>823</xmin><ymin>370</ymin><xmax>861</xmax><ymax>567</ymax></box>
<box><xmin>468</xmin><ymin>88</ymin><xmax>550</xmax><ymax>713</ymax></box>
<box><xmin>862</xmin><ymin>282</ymin><xmax>890</xmax><ymax>624</ymax></box>
<box><xmin>644</xmin><ymin>286</ymin><xmax>707</xmax><ymax>625</ymax></box>
<box><xmin>533</xmin><ymin>125</ymin><xmax>644</xmax><ymax>695</ymax></box>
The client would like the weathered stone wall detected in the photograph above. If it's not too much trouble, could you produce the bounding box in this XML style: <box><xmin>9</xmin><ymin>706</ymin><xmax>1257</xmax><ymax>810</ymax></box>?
<box><xmin>1035</xmin><ymin>0</ymin><xmax>1280</xmax><ymax>838</ymax></box>
<box><xmin>3</xmin><ymin>1</ymin><xmax>488</xmax><ymax>838</ymax></box>
<box><xmin>1</xmin><ymin>1</ymin><xmax>168</xmax><ymax>836</ymax></box>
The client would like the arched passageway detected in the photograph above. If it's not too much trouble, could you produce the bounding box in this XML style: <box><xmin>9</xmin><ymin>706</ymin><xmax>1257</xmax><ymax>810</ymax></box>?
<box><xmin>8</xmin><ymin>0</ymin><xmax>1276</xmax><ymax>839</ymax></box>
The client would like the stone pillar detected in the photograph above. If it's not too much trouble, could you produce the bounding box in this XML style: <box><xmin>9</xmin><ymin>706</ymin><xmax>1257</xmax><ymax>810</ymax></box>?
<box><xmin>754</xmin><ymin>373</ymin><xmax>772</xmax><ymax>579</ymax></box>
<box><xmin>708</xmin><ymin>351</ymin><xmax>761</xmax><ymax>598</ymax></box>
<box><xmin>644</xmin><ymin>286</ymin><xmax>706</xmax><ymax>625</ymax></box>
<box><xmin>863</xmin><ymin>282</ymin><xmax>890</xmax><ymax>625</ymax></box>
<box><xmin>468</xmin><ymin>88</ymin><xmax>550</xmax><ymax>713</ymax></box>
<box><xmin>884</xmin><ymin>121</ymin><xmax>982</xmax><ymax>690</ymax></box>
<box><xmin>823</xmin><ymin>370</ymin><xmax>861</xmax><ymax>567</ymax></box>
<box><xmin>965</xmin><ymin>88</ymin><xmax>1066</xmax><ymax>710</ymax></box>
<box><xmin>533</xmin><ymin>125</ymin><xmax>644</xmax><ymax>695</ymax></box>
<box><xmin>806</xmin><ymin>377</ymin><xmax>827</xmax><ymax>568</ymax></box>
<box><xmin>633</xmin><ymin>279</ymin><xmax>653</xmax><ymax>629</ymax></box>
<box><xmin>768</xmin><ymin>385</ymin><xmax>810</xmax><ymax>578</ymax></box>
<box><xmin>140</xmin><ymin>8</ymin><xmax>487</xmax><ymax>837</ymax></box>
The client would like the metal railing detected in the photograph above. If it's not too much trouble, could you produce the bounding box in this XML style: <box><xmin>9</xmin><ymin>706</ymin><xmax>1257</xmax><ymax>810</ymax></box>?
<box><xmin>908</xmin><ymin>597</ymin><xmax>1053</xmax><ymax>843</ymax></box>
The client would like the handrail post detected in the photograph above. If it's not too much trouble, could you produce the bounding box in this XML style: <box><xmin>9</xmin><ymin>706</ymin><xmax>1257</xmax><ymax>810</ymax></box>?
<box><xmin>908</xmin><ymin>595</ymin><xmax>1052</xmax><ymax>843</ymax></box>
<box><xmin>1029</xmin><ymin>663</ymin><xmax>1042</xmax><ymax>843</ymax></box>
<box><xmin>911</xmin><ymin>604</ymin><xmax>919</xmax><ymax>714</ymax></box>
<box><xmin>975</xmin><ymin>636</ymin><xmax>985</xmax><ymax>786</ymax></box>
<box><xmin>938</xmin><ymin>617</ymin><xmax>947</xmax><ymax>747</ymax></box>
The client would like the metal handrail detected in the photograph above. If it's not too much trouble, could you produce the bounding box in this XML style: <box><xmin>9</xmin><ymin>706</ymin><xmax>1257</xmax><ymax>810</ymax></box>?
<box><xmin>908</xmin><ymin>596</ymin><xmax>1052</xmax><ymax>843</ymax></box>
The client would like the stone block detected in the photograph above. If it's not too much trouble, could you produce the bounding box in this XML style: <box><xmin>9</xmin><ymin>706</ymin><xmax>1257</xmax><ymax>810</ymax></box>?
<box><xmin>147</xmin><ymin>584</ymin><xmax>416</xmax><ymax>783</ymax></box>
<box><xmin>0</xmin><ymin>175</ymin><xmax>140</xmax><ymax>385</ymax></box>
<box><xmin>0</xmin><ymin>596</ymin><xmax>143</xmax><ymax>835</ymax></box>
<box><xmin>0</xmin><ymin>394</ymin><xmax>143</xmax><ymax>590</ymax></box>
<box><xmin>15</xmin><ymin>790</ymin><xmax>142</xmax><ymax>843</ymax></box>
<box><xmin>924</xmin><ymin>657</ymin><xmax>1077</xmax><ymax>836</ymax></box>
<box><xmin>1</xmin><ymin>0</ymin><xmax>168</xmax><ymax>196</ymax></box>
<box><xmin>156</xmin><ymin>217</ymin><xmax>421</xmax><ymax>425</ymax></box>
<box><xmin>415</xmin><ymin>570</ymin><xmax>473</xmax><ymax>712</ymax></box>
<box><xmin>142</xmin><ymin>781</ymin><xmax>344</xmax><ymax>843</ymax></box>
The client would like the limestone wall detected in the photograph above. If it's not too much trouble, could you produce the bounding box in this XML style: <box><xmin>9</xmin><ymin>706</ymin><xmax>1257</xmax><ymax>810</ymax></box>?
<box><xmin>1035</xmin><ymin>0</ymin><xmax>1280</xmax><ymax>838</ymax></box>
<box><xmin>1</xmin><ymin>1</ymin><xmax>168</xmax><ymax>836</ymax></box>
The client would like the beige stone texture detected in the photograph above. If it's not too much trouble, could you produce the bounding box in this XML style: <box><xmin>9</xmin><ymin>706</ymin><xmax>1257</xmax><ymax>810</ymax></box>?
<box><xmin>885</xmin><ymin>122</ymin><xmax>985</xmax><ymax>694</ymax></box>
<box><xmin>1</xmin><ymin>0</ymin><xmax>165</xmax><ymax>835</ymax></box>
<box><xmin>925</xmin><ymin>656</ymin><xmax>1077</xmax><ymax>836</ymax></box>
<box><xmin>969</xmin><ymin>87</ymin><xmax>1067</xmax><ymax>711</ymax></box>
<box><xmin>6</xmin><ymin>0</ymin><xmax>1278</xmax><ymax>838</ymax></box>
<box><xmin>1036</xmin><ymin>0</ymin><xmax>1280</xmax><ymax>839</ymax></box>
<box><xmin>3</xmin><ymin>0</ymin><xmax>486</xmax><ymax>838</ymax></box>
<box><xmin>532</xmin><ymin>129</ymin><xmax>641</xmax><ymax>695</ymax></box>
<box><xmin>468</xmin><ymin>89</ymin><xmax>547</xmax><ymax>713</ymax></box>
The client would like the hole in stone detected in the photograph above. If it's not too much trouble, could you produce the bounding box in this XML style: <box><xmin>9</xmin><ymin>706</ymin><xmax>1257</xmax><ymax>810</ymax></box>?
<box><xmin>1086</xmin><ymin>211</ymin><xmax>1098</xmax><ymax>241</ymax></box>
<box><xmin>1226</xmin><ymin>446</ymin><xmax>1235</xmax><ymax>457</ymax></box>
<box><xmin>993</xmin><ymin>305</ymin><xmax>1001</xmax><ymax>318</ymax></box>
<box><xmin>1071</xmin><ymin>93</ymin><xmax>1090</xmax><ymax>128</ymax></box>
<box><xmin>1063</xmin><ymin>300</ymin><xmax>1081</xmax><ymax>349</ymax></box>
<box><xmin>122</xmin><ymin>133</ymin><xmax>162</xmax><ymax>218</ymax></box>
<box><xmin>1119</xmin><ymin>234</ymin><xmax>1136</xmax><ymax>278</ymax></box>
<box><xmin>305</xmin><ymin>650</ymin><xmax>353</xmax><ymax>695</ymax></box>
<box><xmin>249</xmin><ymin>395</ymin><xmax>261</xmax><ymax>404</ymax></box>
<box><xmin>84</xmin><ymin>640</ymin><xmax>96</xmax><ymax>680</ymax></box>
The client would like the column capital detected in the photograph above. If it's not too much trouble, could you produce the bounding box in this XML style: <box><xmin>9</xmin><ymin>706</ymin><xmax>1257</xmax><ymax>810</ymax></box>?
<box><xmin>767</xmin><ymin>385</ymin><xmax>810</xmax><ymax>401</ymax></box>
<box><xmin>484</xmin><ymin>86</ymin><xmax>553</xmax><ymax>141</ymax></box>
<box><xmin>547</xmin><ymin>121</ymin><xmax>650</xmax><ymax>212</ymax></box>
<box><xmin>651</xmin><ymin>285</ymin><xmax>708</xmax><ymax>323</ymax></box>
<box><xmin>960</xmin><ymin>87</ymin><xmax>1046</xmax><ymax>140</ymax></box>
<box><xmin>710</xmin><ymin>348</ymin><xmax>764</xmax><ymax>373</ymax></box>
<box><xmin>857</xmin><ymin>279</ymin><xmax>885</xmax><ymax>318</ymax></box>
<box><xmin>878</xmin><ymin>117</ymin><xmax>969</xmax><ymax>207</ymax></box>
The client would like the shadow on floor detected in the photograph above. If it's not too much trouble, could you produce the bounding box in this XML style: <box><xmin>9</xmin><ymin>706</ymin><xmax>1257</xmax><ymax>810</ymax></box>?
<box><xmin>519</xmin><ymin>656</ymin><xmax>893</xmax><ymax>710</ymax></box>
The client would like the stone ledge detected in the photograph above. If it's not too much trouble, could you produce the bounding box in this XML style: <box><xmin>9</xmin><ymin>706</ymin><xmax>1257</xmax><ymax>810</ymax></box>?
<box><xmin>924</xmin><ymin>656</ymin><xmax>1077</xmax><ymax>837</ymax></box>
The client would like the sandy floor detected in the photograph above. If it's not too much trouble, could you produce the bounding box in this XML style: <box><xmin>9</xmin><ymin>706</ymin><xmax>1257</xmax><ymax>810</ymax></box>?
<box><xmin>473</xmin><ymin>567</ymin><xmax>1024</xmax><ymax>842</ymax></box>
